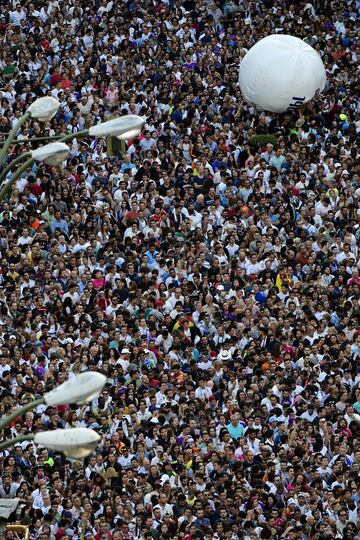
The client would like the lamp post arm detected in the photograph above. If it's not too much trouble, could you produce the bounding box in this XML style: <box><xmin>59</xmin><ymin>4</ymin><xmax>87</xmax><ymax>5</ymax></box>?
<box><xmin>0</xmin><ymin>129</ymin><xmax>89</xmax><ymax>196</ymax></box>
<box><xmin>0</xmin><ymin>152</ymin><xmax>31</xmax><ymax>185</ymax></box>
<box><xmin>59</xmin><ymin>129</ymin><xmax>89</xmax><ymax>144</ymax></box>
<box><xmin>0</xmin><ymin>434</ymin><xmax>35</xmax><ymax>452</ymax></box>
<box><xmin>0</xmin><ymin>111</ymin><xmax>31</xmax><ymax>166</ymax></box>
<box><xmin>0</xmin><ymin>156</ymin><xmax>35</xmax><ymax>202</ymax></box>
<box><xmin>0</xmin><ymin>135</ymin><xmax>65</xmax><ymax>147</ymax></box>
<box><xmin>0</xmin><ymin>397</ymin><xmax>45</xmax><ymax>431</ymax></box>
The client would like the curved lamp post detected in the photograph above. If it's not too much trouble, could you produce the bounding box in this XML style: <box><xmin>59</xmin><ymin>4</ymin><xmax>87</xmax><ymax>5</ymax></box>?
<box><xmin>0</xmin><ymin>142</ymin><xmax>71</xmax><ymax>201</ymax></box>
<box><xmin>59</xmin><ymin>114</ymin><xmax>144</xmax><ymax>143</ymax></box>
<box><xmin>35</xmin><ymin>428</ymin><xmax>101</xmax><ymax>458</ymax></box>
<box><xmin>27</xmin><ymin>97</ymin><xmax>60</xmax><ymax>122</ymax></box>
<box><xmin>31</xmin><ymin>142</ymin><xmax>70</xmax><ymax>165</ymax></box>
<box><xmin>88</xmin><ymin>115</ymin><xmax>144</xmax><ymax>140</ymax></box>
<box><xmin>0</xmin><ymin>97</ymin><xmax>60</xmax><ymax>166</ymax></box>
<box><xmin>44</xmin><ymin>371</ymin><xmax>107</xmax><ymax>406</ymax></box>
<box><xmin>0</xmin><ymin>111</ymin><xmax>144</xmax><ymax>201</ymax></box>
<box><xmin>0</xmin><ymin>372</ymin><xmax>106</xmax><ymax>431</ymax></box>
<box><xmin>0</xmin><ymin>372</ymin><xmax>106</xmax><ymax>458</ymax></box>
<box><xmin>0</xmin><ymin>428</ymin><xmax>101</xmax><ymax>458</ymax></box>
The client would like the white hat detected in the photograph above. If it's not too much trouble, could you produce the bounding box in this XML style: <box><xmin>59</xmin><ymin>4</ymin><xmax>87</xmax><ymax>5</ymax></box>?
<box><xmin>160</xmin><ymin>474</ymin><xmax>170</xmax><ymax>485</ymax></box>
<box><xmin>217</xmin><ymin>350</ymin><xmax>231</xmax><ymax>361</ymax></box>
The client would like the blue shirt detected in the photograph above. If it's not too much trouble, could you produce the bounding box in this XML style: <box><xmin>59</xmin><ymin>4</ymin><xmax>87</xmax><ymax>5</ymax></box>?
<box><xmin>269</xmin><ymin>154</ymin><xmax>286</xmax><ymax>171</ymax></box>
<box><xmin>121</xmin><ymin>163</ymin><xmax>136</xmax><ymax>173</ymax></box>
<box><xmin>50</xmin><ymin>219</ymin><xmax>69</xmax><ymax>234</ymax></box>
<box><xmin>227</xmin><ymin>421</ymin><xmax>244</xmax><ymax>440</ymax></box>
<box><xmin>194</xmin><ymin>517</ymin><xmax>211</xmax><ymax>530</ymax></box>
<box><xmin>145</xmin><ymin>249</ymin><xmax>159</xmax><ymax>266</ymax></box>
<box><xmin>77</xmin><ymin>281</ymin><xmax>87</xmax><ymax>294</ymax></box>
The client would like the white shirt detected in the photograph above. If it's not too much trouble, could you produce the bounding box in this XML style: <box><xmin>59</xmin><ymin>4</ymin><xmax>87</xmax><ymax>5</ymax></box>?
<box><xmin>117</xmin><ymin>453</ymin><xmax>134</xmax><ymax>468</ymax></box>
<box><xmin>153</xmin><ymin>503</ymin><xmax>173</xmax><ymax>518</ymax></box>
<box><xmin>155</xmin><ymin>391</ymin><xmax>167</xmax><ymax>407</ymax></box>
<box><xmin>17</xmin><ymin>235</ymin><xmax>33</xmax><ymax>246</ymax></box>
<box><xmin>0</xmin><ymin>364</ymin><xmax>11</xmax><ymax>377</ymax></box>
<box><xmin>246</xmin><ymin>437</ymin><xmax>261</xmax><ymax>455</ymax></box>
<box><xmin>195</xmin><ymin>386</ymin><xmax>212</xmax><ymax>400</ymax></box>
<box><xmin>344</xmin><ymin>412</ymin><xmax>360</xmax><ymax>426</ymax></box>
<box><xmin>226</xmin><ymin>243</ymin><xmax>239</xmax><ymax>257</ymax></box>
<box><xmin>300</xmin><ymin>410</ymin><xmax>318</xmax><ymax>422</ymax></box>
<box><xmin>244</xmin><ymin>260</ymin><xmax>265</xmax><ymax>275</ymax></box>
<box><xmin>10</xmin><ymin>9</ymin><xmax>26</xmax><ymax>25</ymax></box>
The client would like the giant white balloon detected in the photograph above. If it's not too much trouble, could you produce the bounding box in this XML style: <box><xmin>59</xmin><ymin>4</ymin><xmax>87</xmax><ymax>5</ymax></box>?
<box><xmin>239</xmin><ymin>35</ymin><xmax>326</xmax><ymax>113</ymax></box>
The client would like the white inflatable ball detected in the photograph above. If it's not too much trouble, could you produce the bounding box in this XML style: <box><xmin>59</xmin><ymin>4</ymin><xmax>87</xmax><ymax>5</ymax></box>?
<box><xmin>239</xmin><ymin>35</ymin><xmax>326</xmax><ymax>113</ymax></box>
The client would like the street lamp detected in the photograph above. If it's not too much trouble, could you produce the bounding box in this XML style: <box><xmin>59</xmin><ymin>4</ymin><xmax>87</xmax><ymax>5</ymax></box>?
<box><xmin>88</xmin><ymin>115</ymin><xmax>144</xmax><ymax>139</ymax></box>
<box><xmin>0</xmin><ymin>141</ymin><xmax>71</xmax><ymax>200</ymax></box>
<box><xmin>0</xmin><ymin>97</ymin><xmax>60</xmax><ymax>167</ymax></box>
<box><xmin>0</xmin><ymin>371</ymin><xmax>106</xmax><ymax>431</ymax></box>
<box><xmin>0</xmin><ymin>372</ymin><xmax>106</xmax><ymax>458</ymax></box>
<box><xmin>58</xmin><ymin>114</ymin><xmax>144</xmax><ymax>143</ymax></box>
<box><xmin>0</xmin><ymin>428</ymin><xmax>101</xmax><ymax>458</ymax></box>
<box><xmin>0</xmin><ymin>105</ymin><xmax>144</xmax><ymax>201</ymax></box>
<box><xmin>44</xmin><ymin>371</ymin><xmax>107</xmax><ymax>406</ymax></box>
<box><xmin>27</xmin><ymin>96</ymin><xmax>60</xmax><ymax>122</ymax></box>
<box><xmin>35</xmin><ymin>428</ymin><xmax>101</xmax><ymax>457</ymax></box>
<box><xmin>31</xmin><ymin>142</ymin><xmax>70</xmax><ymax>166</ymax></box>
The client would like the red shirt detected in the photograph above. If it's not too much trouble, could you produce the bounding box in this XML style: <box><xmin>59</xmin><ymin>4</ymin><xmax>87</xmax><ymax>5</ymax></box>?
<box><xmin>125</xmin><ymin>210</ymin><xmax>138</xmax><ymax>222</ymax></box>
<box><xmin>61</xmin><ymin>78</ymin><xmax>72</xmax><ymax>89</ymax></box>
<box><xmin>28</xmin><ymin>182</ymin><xmax>43</xmax><ymax>196</ymax></box>
<box><xmin>50</xmin><ymin>72</ymin><xmax>62</xmax><ymax>86</ymax></box>
<box><xmin>347</xmin><ymin>277</ymin><xmax>360</xmax><ymax>286</ymax></box>
<box><xmin>150</xmin><ymin>213</ymin><xmax>162</xmax><ymax>223</ymax></box>
<box><xmin>95</xmin><ymin>532</ymin><xmax>113</xmax><ymax>540</ymax></box>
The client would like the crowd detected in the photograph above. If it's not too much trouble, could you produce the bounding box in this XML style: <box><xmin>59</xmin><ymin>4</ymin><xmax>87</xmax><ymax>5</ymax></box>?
<box><xmin>0</xmin><ymin>0</ymin><xmax>359</xmax><ymax>538</ymax></box>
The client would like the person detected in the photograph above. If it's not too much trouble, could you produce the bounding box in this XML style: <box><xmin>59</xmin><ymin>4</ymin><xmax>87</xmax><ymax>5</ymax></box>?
<box><xmin>226</xmin><ymin>413</ymin><xmax>245</xmax><ymax>441</ymax></box>
<box><xmin>0</xmin><ymin>0</ymin><xmax>359</xmax><ymax>538</ymax></box>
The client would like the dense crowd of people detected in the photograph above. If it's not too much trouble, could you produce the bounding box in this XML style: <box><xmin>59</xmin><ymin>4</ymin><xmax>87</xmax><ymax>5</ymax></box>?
<box><xmin>0</xmin><ymin>0</ymin><xmax>359</xmax><ymax>538</ymax></box>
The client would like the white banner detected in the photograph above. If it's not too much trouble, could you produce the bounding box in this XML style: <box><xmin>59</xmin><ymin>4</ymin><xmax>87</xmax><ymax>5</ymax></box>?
<box><xmin>0</xmin><ymin>498</ymin><xmax>20</xmax><ymax>519</ymax></box>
